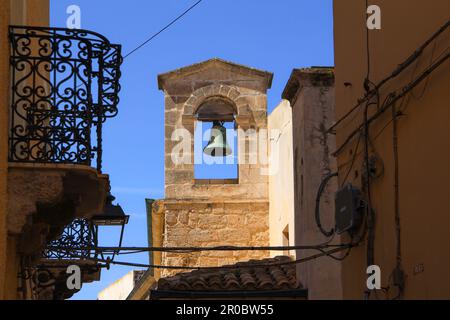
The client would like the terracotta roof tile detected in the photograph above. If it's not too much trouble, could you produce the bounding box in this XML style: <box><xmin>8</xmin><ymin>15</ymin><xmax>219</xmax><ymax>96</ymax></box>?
<box><xmin>155</xmin><ymin>256</ymin><xmax>301</xmax><ymax>292</ymax></box>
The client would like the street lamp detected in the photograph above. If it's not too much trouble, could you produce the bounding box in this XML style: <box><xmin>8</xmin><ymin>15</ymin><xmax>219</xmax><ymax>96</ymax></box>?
<box><xmin>91</xmin><ymin>194</ymin><xmax>129</xmax><ymax>226</ymax></box>
<box><xmin>91</xmin><ymin>194</ymin><xmax>129</xmax><ymax>265</ymax></box>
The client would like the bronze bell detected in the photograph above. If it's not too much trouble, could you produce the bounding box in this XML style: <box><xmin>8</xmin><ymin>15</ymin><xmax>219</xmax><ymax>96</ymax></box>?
<box><xmin>203</xmin><ymin>121</ymin><xmax>232</xmax><ymax>157</ymax></box>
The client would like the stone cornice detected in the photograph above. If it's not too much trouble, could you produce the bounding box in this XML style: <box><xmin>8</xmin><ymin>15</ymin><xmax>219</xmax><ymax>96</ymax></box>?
<box><xmin>282</xmin><ymin>67</ymin><xmax>335</xmax><ymax>106</ymax></box>
<box><xmin>158</xmin><ymin>58</ymin><xmax>273</xmax><ymax>91</ymax></box>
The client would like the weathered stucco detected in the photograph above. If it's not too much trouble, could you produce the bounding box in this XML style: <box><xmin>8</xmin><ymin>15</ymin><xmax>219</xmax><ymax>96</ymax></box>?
<box><xmin>283</xmin><ymin>68</ymin><xmax>341</xmax><ymax>299</ymax></box>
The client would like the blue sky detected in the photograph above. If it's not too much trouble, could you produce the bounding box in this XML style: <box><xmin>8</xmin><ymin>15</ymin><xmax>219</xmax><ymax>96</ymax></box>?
<box><xmin>50</xmin><ymin>0</ymin><xmax>334</xmax><ymax>300</ymax></box>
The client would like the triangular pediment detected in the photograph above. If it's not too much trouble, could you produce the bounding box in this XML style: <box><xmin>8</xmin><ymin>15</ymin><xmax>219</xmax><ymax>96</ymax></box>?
<box><xmin>157</xmin><ymin>58</ymin><xmax>273</xmax><ymax>92</ymax></box>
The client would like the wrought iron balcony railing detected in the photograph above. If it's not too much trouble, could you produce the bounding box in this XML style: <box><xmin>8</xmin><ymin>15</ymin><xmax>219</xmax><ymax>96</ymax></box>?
<box><xmin>9</xmin><ymin>26</ymin><xmax>122</xmax><ymax>172</ymax></box>
<box><xmin>42</xmin><ymin>218</ymin><xmax>98</xmax><ymax>260</ymax></box>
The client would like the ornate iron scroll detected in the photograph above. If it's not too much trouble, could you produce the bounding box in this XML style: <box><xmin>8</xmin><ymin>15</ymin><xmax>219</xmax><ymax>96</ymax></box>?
<box><xmin>43</xmin><ymin>218</ymin><xmax>97</xmax><ymax>260</ymax></box>
<box><xmin>9</xmin><ymin>26</ymin><xmax>122</xmax><ymax>172</ymax></box>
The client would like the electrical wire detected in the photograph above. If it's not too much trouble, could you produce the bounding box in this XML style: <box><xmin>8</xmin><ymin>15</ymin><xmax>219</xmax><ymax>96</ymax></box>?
<box><xmin>47</xmin><ymin>225</ymin><xmax>369</xmax><ymax>271</ymax></box>
<box><xmin>366</xmin><ymin>51</ymin><xmax>449</xmax><ymax>133</ymax></box>
<box><xmin>390</xmin><ymin>99</ymin><xmax>405</xmax><ymax>298</ymax></box>
<box><xmin>369</xmin><ymin>42</ymin><xmax>440</xmax><ymax>126</ymax></box>
<box><xmin>123</xmin><ymin>0</ymin><xmax>204</xmax><ymax>59</ymax></box>
<box><xmin>314</xmin><ymin>171</ymin><xmax>338</xmax><ymax>237</ymax></box>
<box><xmin>363</xmin><ymin>48</ymin><xmax>450</xmax><ymax>259</ymax></box>
<box><xmin>46</xmin><ymin>221</ymin><xmax>371</xmax><ymax>271</ymax></box>
<box><xmin>363</xmin><ymin>9</ymin><xmax>376</xmax><ymax>292</ymax></box>
<box><xmin>47</xmin><ymin>245</ymin><xmax>354</xmax><ymax>271</ymax></box>
<box><xmin>48</xmin><ymin>242</ymin><xmax>346</xmax><ymax>255</ymax></box>
<box><xmin>363</xmin><ymin>97</ymin><xmax>376</xmax><ymax>301</ymax></box>
<box><xmin>333</xmin><ymin>51</ymin><xmax>450</xmax><ymax>157</ymax></box>
<box><xmin>72</xmin><ymin>0</ymin><xmax>205</xmax><ymax>91</ymax></box>
<box><xmin>340</xmin><ymin>131</ymin><xmax>362</xmax><ymax>187</ymax></box>
<box><xmin>309</xmin><ymin>21</ymin><xmax>448</xmax><ymax>300</ymax></box>
<box><xmin>390</xmin><ymin>110</ymin><xmax>401</xmax><ymax>268</ymax></box>
<box><xmin>356</xmin><ymin>50</ymin><xmax>447</xmax><ymax>300</ymax></box>
<box><xmin>335</xmin><ymin>92</ymin><xmax>382</xmax><ymax>187</ymax></box>
<box><xmin>365</xmin><ymin>0</ymin><xmax>371</xmax><ymax>82</ymax></box>
<box><xmin>335</xmin><ymin>22</ymin><xmax>449</xmax><ymax>300</ymax></box>
<box><xmin>327</xmin><ymin>19</ymin><xmax>450</xmax><ymax>135</ymax></box>
<box><xmin>360</xmin><ymin>70</ymin><xmax>378</xmax><ymax>300</ymax></box>
<box><xmin>321</xmin><ymin>244</ymin><xmax>352</xmax><ymax>261</ymax></box>
<box><xmin>410</xmin><ymin>41</ymin><xmax>437</xmax><ymax>101</ymax></box>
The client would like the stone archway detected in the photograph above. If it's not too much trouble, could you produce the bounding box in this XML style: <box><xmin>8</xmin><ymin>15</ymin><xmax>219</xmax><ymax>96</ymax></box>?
<box><xmin>182</xmin><ymin>84</ymin><xmax>253</xmax><ymax>127</ymax></box>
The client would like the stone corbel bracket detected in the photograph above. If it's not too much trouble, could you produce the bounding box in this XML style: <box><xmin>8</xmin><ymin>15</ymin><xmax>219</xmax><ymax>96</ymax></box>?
<box><xmin>7</xmin><ymin>163</ymin><xmax>110</xmax><ymax>256</ymax></box>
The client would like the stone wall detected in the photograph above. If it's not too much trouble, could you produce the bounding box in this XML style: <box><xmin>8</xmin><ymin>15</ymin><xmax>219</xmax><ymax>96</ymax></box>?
<box><xmin>160</xmin><ymin>63</ymin><xmax>272</xmax><ymax>201</ymax></box>
<box><xmin>160</xmin><ymin>200</ymin><xmax>269</xmax><ymax>277</ymax></box>
<box><xmin>156</xmin><ymin>59</ymin><xmax>273</xmax><ymax>277</ymax></box>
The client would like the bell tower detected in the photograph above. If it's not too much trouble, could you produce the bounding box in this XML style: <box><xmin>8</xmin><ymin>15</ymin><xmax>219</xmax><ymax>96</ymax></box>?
<box><xmin>155</xmin><ymin>58</ymin><xmax>273</xmax><ymax>276</ymax></box>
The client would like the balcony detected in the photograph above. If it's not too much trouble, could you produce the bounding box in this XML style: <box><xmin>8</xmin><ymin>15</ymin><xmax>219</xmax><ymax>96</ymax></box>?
<box><xmin>29</xmin><ymin>219</ymin><xmax>101</xmax><ymax>300</ymax></box>
<box><xmin>9</xmin><ymin>25</ymin><xmax>122</xmax><ymax>171</ymax></box>
<box><xmin>7</xmin><ymin>26</ymin><xmax>123</xmax><ymax>289</ymax></box>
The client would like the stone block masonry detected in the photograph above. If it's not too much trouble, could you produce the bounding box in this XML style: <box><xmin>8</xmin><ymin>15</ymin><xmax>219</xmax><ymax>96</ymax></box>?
<box><xmin>159</xmin><ymin>200</ymin><xmax>269</xmax><ymax>277</ymax></box>
<box><xmin>156</xmin><ymin>58</ymin><xmax>273</xmax><ymax>278</ymax></box>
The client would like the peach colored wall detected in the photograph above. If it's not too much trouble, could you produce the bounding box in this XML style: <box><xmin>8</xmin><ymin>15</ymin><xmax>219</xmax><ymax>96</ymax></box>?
<box><xmin>334</xmin><ymin>0</ymin><xmax>450</xmax><ymax>299</ymax></box>
<box><xmin>0</xmin><ymin>0</ymin><xmax>10</xmax><ymax>300</ymax></box>
<box><xmin>0</xmin><ymin>0</ymin><xmax>49</xmax><ymax>299</ymax></box>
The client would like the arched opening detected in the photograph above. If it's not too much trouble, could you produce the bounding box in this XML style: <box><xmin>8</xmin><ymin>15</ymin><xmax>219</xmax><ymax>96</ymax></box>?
<box><xmin>194</xmin><ymin>97</ymin><xmax>238</xmax><ymax>182</ymax></box>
